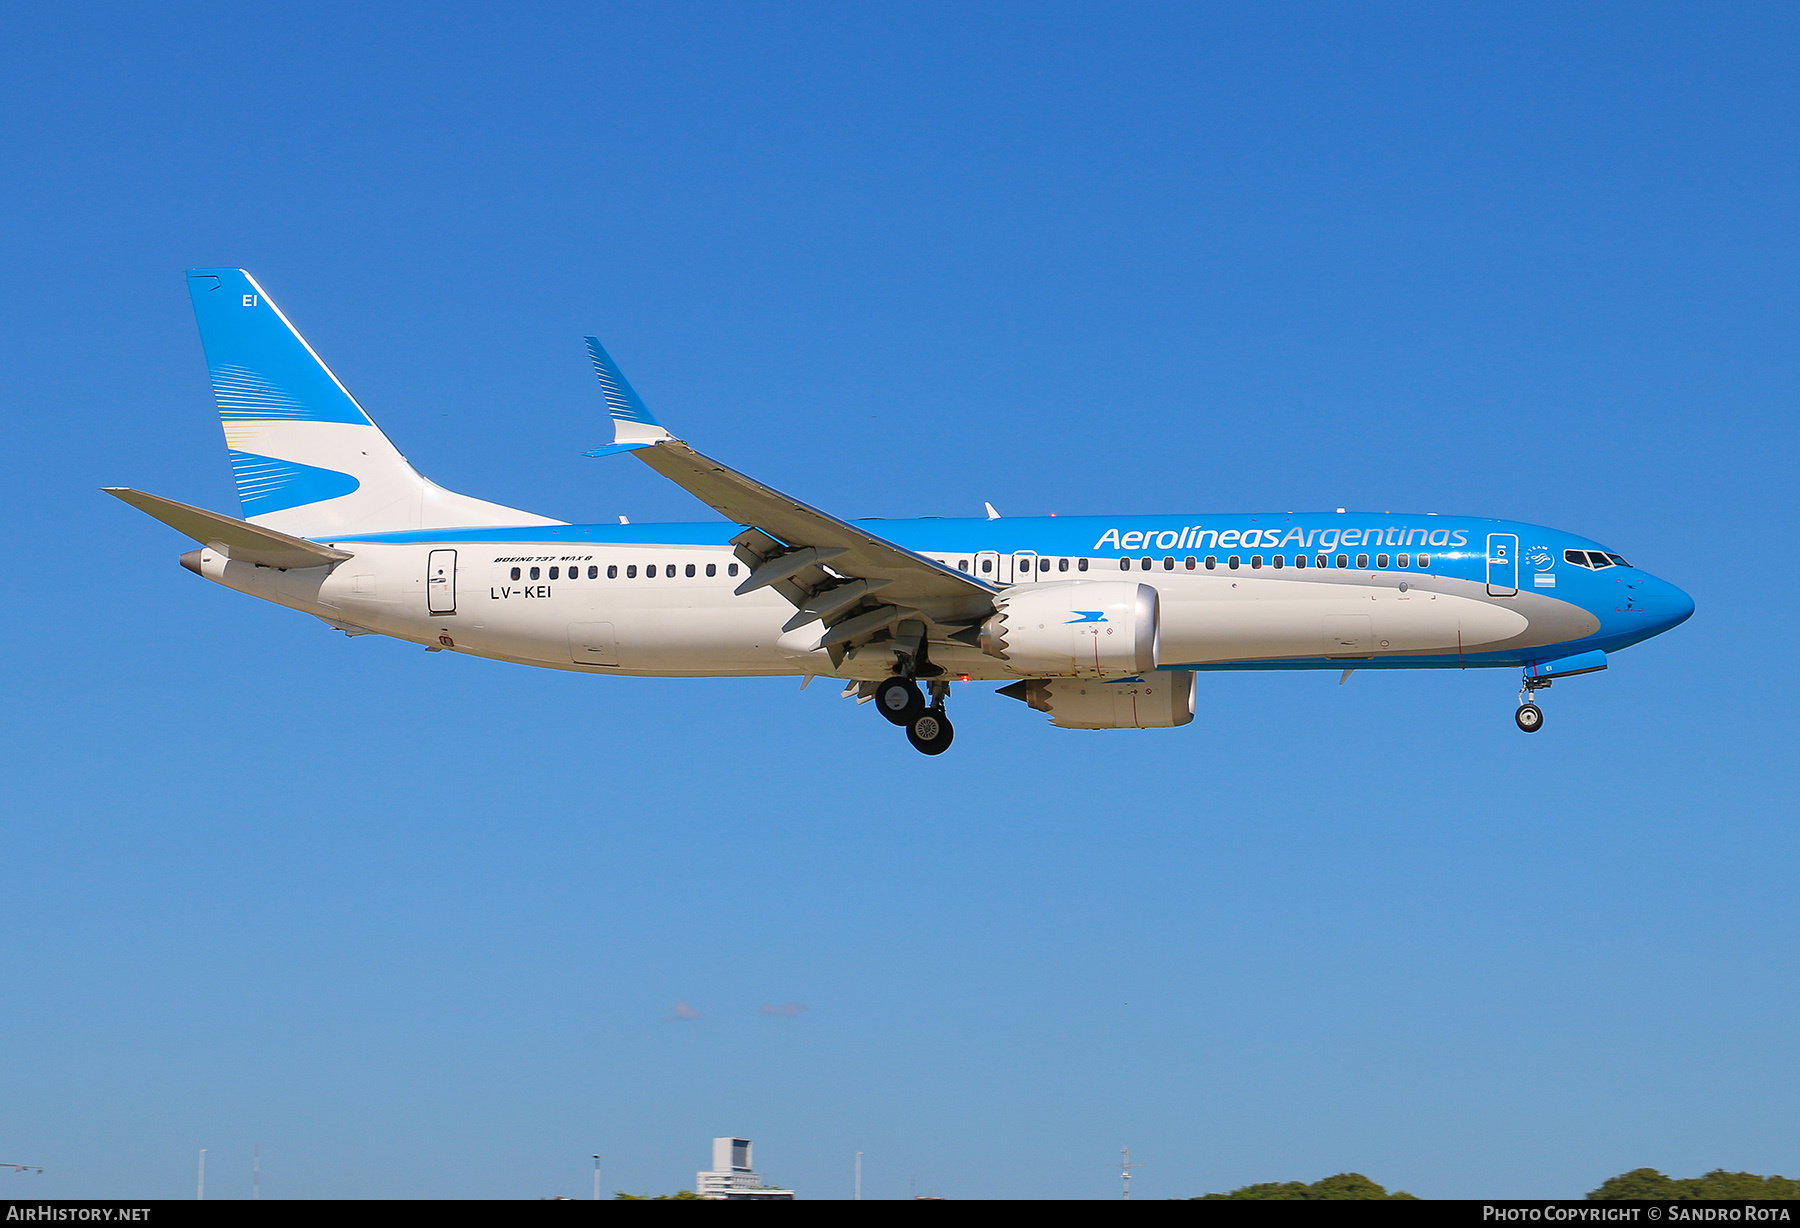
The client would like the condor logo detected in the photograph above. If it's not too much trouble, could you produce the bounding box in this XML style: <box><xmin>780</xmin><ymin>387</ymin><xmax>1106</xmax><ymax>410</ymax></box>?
<box><xmin>1066</xmin><ymin>611</ymin><xmax>1107</xmax><ymax>624</ymax></box>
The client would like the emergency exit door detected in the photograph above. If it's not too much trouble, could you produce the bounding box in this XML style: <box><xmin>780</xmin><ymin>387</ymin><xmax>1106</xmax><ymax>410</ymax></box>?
<box><xmin>427</xmin><ymin>549</ymin><xmax>457</xmax><ymax>614</ymax></box>
<box><xmin>1486</xmin><ymin>534</ymin><xmax>1518</xmax><ymax>597</ymax></box>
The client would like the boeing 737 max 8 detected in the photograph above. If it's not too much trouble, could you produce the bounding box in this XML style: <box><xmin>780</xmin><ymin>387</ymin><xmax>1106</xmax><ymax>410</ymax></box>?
<box><xmin>108</xmin><ymin>270</ymin><xmax>1695</xmax><ymax>754</ymax></box>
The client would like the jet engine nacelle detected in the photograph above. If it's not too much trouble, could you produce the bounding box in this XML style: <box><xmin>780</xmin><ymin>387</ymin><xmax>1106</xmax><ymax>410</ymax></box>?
<box><xmin>999</xmin><ymin>672</ymin><xmax>1197</xmax><ymax>729</ymax></box>
<box><xmin>978</xmin><ymin>581</ymin><xmax>1159</xmax><ymax>677</ymax></box>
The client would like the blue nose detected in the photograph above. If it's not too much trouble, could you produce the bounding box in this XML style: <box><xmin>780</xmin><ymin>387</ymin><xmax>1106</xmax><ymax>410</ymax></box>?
<box><xmin>1646</xmin><ymin>576</ymin><xmax>1696</xmax><ymax>632</ymax></box>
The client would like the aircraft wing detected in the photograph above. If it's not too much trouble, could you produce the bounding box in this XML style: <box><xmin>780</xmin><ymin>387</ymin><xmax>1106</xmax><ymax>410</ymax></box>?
<box><xmin>582</xmin><ymin>338</ymin><xmax>996</xmax><ymax>659</ymax></box>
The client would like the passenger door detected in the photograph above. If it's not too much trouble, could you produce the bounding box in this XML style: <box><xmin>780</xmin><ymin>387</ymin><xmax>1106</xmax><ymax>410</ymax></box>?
<box><xmin>1486</xmin><ymin>534</ymin><xmax>1519</xmax><ymax>597</ymax></box>
<box><xmin>427</xmin><ymin>549</ymin><xmax>457</xmax><ymax>614</ymax></box>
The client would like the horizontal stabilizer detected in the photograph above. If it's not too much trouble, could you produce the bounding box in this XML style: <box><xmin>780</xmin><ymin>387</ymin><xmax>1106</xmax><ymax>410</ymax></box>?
<box><xmin>104</xmin><ymin>487</ymin><xmax>353</xmax><ymax>569</ymax></box>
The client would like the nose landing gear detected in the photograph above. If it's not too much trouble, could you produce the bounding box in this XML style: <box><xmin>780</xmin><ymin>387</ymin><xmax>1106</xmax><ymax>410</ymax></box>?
<box><xmin>1515</xmin><ymin>675</ymin><xmax>1550</xmax><ymax>733</ymax></box>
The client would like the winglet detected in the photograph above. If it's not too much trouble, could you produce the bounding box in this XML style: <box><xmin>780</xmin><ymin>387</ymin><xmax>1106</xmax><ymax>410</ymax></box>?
<box><xmin>582</xmin><ymin>337</ymin><xmax>672</xmax><ymax>455</ymax></box>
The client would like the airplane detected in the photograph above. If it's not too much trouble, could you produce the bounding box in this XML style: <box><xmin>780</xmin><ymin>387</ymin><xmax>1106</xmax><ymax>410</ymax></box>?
<box><xmin>108</xmin><ymin>269</ymin><xmax>1695</xmax><ymax>755</ymax></box>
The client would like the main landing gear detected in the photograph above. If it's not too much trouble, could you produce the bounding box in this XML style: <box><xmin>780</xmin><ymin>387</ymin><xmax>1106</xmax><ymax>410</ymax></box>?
<box><xmin>1515</xmin><ymin>675</ymin><xmax>1551</xmax><ymax>733</ymax></box>
<box><xmin>874</xmin><ymin>677</ymin><xmax>955</xmax><ymax>755</ymax></box>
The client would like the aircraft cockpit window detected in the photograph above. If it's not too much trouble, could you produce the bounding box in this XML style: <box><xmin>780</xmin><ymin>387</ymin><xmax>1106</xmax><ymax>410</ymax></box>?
<box><xmin>626</xmin><ymin>565</ymin><xmax>637</xmax><ymax>578</ymax></box>
<box><xmin>530</xmin><ymin>567</ymin><xmax>541</xmax><ymax>580</ymax></box>
<box><xmin>510</xmin><ymin>567</ymin><xmax>521</xmax><ymax>581</ymax></box>
<box><xmin>607</xmin><ymin>565</ymin><xmax>618</xmax><ymax>579</ymax></box>
<box><xmin>1588</xmin><ymin>551</ymin><xmax>1615</xmax><ymax>569</ymax></box>
<box><xmin>1606</xmin><ymin>553</ymin><xmax>1630</xmax><ymax>568</ymax></box>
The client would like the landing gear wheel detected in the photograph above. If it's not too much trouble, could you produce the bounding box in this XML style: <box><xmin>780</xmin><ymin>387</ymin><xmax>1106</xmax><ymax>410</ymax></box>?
<box><xmin>1515</xmin><ymin>703</ymin><xmax>1544</xmax><ymax>733</ymax></box>
<box><xmin>874</xmin><ymin>677</ymin><xmax>925</xmax><ymax>726</ymax></box>
<box><xmin>907</xmin><ymin>711</ymin><xmax>955</xmax><ymax>755</ymax></box>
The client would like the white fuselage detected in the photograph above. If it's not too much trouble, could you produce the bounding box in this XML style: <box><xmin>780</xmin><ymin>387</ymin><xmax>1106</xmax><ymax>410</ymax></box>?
<box><xmin>193</xmin><ymin>535</ymin><xmax>1582</xmax><ymax>681</ymax></box>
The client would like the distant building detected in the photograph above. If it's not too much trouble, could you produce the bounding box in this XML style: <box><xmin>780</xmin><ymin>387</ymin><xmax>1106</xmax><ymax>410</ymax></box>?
<box><xmin>696</xmin><ymin>1137</ymin><xmax>795</xmax><ymax>1200</ymax></box>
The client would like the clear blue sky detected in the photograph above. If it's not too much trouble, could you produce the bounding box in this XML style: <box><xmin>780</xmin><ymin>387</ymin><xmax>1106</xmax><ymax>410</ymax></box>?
<box><xmin>2</xmin><ymin>2</ymin><xmax>1795</xmax><ymax>1200</ymax></box>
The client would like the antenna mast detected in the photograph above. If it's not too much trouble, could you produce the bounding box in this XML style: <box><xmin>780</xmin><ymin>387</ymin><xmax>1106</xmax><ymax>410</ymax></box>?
<box><xmin>1115</xmin><ymin>1147</ymin><xmax>1141</xmax><ymax>1200</ymax></box>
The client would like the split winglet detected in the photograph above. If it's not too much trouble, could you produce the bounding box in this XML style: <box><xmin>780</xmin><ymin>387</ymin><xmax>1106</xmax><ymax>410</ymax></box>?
<box><xmin>582</xmin><ymin>337</ymin><xmax>672</xmax><ymax>456</ymax></box>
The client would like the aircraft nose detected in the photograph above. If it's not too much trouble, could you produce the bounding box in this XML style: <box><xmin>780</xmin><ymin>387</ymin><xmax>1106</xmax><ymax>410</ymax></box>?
<box><xmin>1646</xmin><ymin>575</ymin><xmax>1695</xmax><ymax>632</ymax></box>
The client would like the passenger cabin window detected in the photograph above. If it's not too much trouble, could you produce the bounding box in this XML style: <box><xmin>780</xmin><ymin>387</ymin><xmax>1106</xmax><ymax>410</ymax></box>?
<box><xmin>626</xmin><ymin>565</ymin><xmax>637</xmax><ymax>578</ymax></box>
<box><xmin>1337</xmin><ymin>554</ymin><xmax>1348</xmax><ymax>568</ymax></box>
<box><xmin>706</xmin><ymin>563</ymin><xmax>716</xmax><ymax>577</ymax></box>
<box><xmin>1418</xmin><ymin>554</ymin><xmax>1430</xmax><ymax>568</ymax></box>
<box><xmin>958</xmin><ymin>559</ymin><xmax>969</xmax><ymax>572</ymax></box>
<box><xmin>1397</xmin><ymin>554</ymin><xmax>1409</xmax><ymax>568</ymax></box>
<box><xmin>1164</xmin><ymin>556</ymin><xmax>1175</xmax><ymax>570</ymax></box>
<box><xmin>607</xmin><ymin>565</ymin><xmax>618</xmax><ymax>579</ymax></box>
<box><xmin>510</xmin><ymin>567</ymin><xmax>521</xmax><ymax>581</ymax></box>
<box><xmin>1058</xmin><ymin>558</ymin><xmax>1069</xmax><ymax>572</ymax></box>
<box><xmin>1078</xmin><ymin>558</ymin><xmax>1089</xmax><ymax>572</ymax></box>
<box><xmin>1356</xmin><ymin>555</ymin><xmax>1369</xmax><ymax>569</ymax></box>
<box><xmin>1250</xmin><ymin>555</ymin><xmax>1262</xmax><ymax>569</ymax></box>
<box><xmin>1294</xmin><ymin>554</ymin><xmax>1307</xmax><ymax>568</ymax></box>
<box><xmin>1140</xmin><ymin>557</ymin><xmax>1152</xmax><ymax>570</ymax></box>
<box><xmin>1319</xmin><ymin>555</ymin><xmax>1330</xmax><ymax>569</ymax></box>
<box><xmin>728</xmin><ymin>563</ymin><xmax>738</xmax><ymax>576</ymax></box>
<box><xmin>1228</xmin><ymin>555</ymin><xmax>1240</xmax><ymax>569</ymax></box>
<box><xmin>1205</xmin><ymin>556</ymin><xmax>1217</xmax><ymax>570</ymax></box>
<box><xmin>549</xmin><ymin>566</ymin><xmax>559</xmax><ymax>579</ymax></box>
<box><xmin>1118</xmin><ymin>558</ymin><xmax>1130</xmax><ymax>571</ymax></box>
<box><xmin>530</xmin><ymin>567</ymin><xmax>540</xmax><ymax>580</ymax></box>
<box><xmin>588</xmin><ymin>565</ymin><xmax>599</xmax><ymax>578</ymax></box>
<box><xmin>686</xmin><ymin>563</ymin><xmax>696</xmax><ymax>577</ymax></box>
<box><xmin>1376</xmin><ymin>554</ymin><xmax>1389</xmax><ymax>568</ymax></box>
<box><xmin>1185</xmin><ymin>556</ymin><xmax>1196</xmax><ymax>570</ymax></box>
<box><xmin>1272</xmin><ymin>555</ymin><xmax>1284</xmax><ymax>569</ymax></box>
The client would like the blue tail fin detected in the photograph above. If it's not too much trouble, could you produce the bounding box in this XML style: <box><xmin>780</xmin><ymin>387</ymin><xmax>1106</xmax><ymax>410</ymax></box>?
<box><xmin>185</xmin><ymin>269</ymin><xmax>558</xmax><ymax>535</ymax></box>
